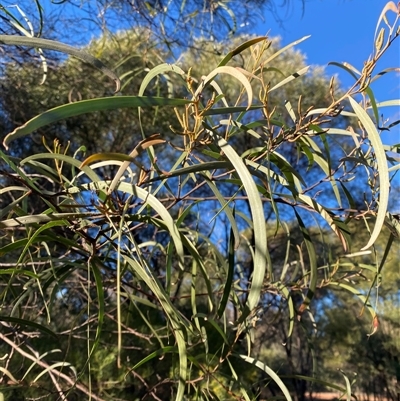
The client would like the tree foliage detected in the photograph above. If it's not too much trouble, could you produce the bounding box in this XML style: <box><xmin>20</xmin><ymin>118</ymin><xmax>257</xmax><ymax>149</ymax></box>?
<box><xmin>0</xmin><ymin>1</ymin><xmax>399</xmax><ymax>401</ymax></box>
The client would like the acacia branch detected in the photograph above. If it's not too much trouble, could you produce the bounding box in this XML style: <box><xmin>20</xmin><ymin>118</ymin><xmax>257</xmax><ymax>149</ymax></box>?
<box><xmin>0</xmin><ymin>332</ymin><xmax>107</xmax><ymax>401</ymax></box>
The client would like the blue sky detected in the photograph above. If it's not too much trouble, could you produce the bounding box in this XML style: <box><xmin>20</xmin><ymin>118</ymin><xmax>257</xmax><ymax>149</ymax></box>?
<box><xmin>260</xmin><ymin>0</ymin><xmax>399</xmax><ymax>95</ymax></box>
<box><xmin>257</xmin><ymin>0</ymin><xmax>399</xmax><ymax>145</ymax></box>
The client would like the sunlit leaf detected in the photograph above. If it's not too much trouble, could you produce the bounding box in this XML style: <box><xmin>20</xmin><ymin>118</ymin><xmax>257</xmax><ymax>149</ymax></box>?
<box><xmin>218</xmin><ymin>36</ymin><xmax>268</xmax><ymax>67</ymax></box>
<box><xmin>235</xmin><ymin>354</ymin><xmax>292</xmax><ymax>401</ymax></box>
<box><xmin>3</xmin><ymin>96</ymin><xmax>191</xmax><ymax>149</ymax></box>
<box><xmin>194</xmin><ymin>66</ymin><xmax>253</xmax><ymax>110</ymax></box>
<box><xmin>348</xmin><ymin>96</ymin><xmax>389</xmax><ymax>250</ymax></box>
<box><xmin>216</xmin><ymin>136</ymin><xmax>268</xmax><ymax>313</ymax></box>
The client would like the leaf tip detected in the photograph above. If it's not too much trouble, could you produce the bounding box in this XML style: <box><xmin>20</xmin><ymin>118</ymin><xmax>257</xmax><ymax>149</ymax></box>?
<box><xmin>114</xmin><ymin>78</ymin><xmax>121</xmax><ymax>93</ymax></box>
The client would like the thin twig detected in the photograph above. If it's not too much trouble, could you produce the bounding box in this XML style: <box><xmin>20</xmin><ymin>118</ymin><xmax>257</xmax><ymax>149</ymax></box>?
<box><xmin>0</xmin><ymin>332</ymin><xmax>107</xmax><ymax>401</ymax></box>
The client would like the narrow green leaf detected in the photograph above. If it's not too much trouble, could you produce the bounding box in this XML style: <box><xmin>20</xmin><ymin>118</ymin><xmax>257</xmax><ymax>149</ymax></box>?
<box><xmin>0</xmin><ymin>269</ymin><xmax>38</xmax><ymax>279</ymax></box>
<box><xmin>131</xmin><ymin>346</ymin><xmax>178</xmax><ymax>370</ymax></box>
<box><xmin>328</xmin><ymin>61</ymin><xmax>360</xmax><ymax>80</ymax></box>
<box><xmin>328</xmin><ymin>282</ymin><xmax>376</xmax><ymax>321</ymax></box>
<box><xmin>18</xmin><ymin>221</ymin><xmax>69</xmax><ymax>263</ymax></box>
<box><xmin>280</xmin><ymin>374</ymin><xmax>348</xmax><ymax>393</ymax></box>
<box><xmin>122</xmin><ymin>254</ymin><xmax>188</xmax><ymax>401</ymax></box>
<box><xmin>194</xmin><ymin>314</ymin><xmax>229</xmax><ymax>345</ymax></box>
<box><xmin>364</xmin><ymin>86</ymin><xmax>379</xmax><ymax>125</ymax></box>
<box><xmin>348</xmin><ymin>96</ymin><xmax>389</xmax><ymax>250</ymax></box>
<box><xmin>268</xmin><ymin>66</ymin><xmax>309</xmax><ymax>93</ymax></box>
<box><xmin>3</xmin><ymin>96</ymin><xmax>192</xmax><ymax>149</ymax></box>
<box><xmin>0</xmin><ymin>34</ymin><xmax>120</xmax><ymax>91</ymax></box>
<box><xmin>139</xmin><ymin>63</ymin><xmax>187</xmax><ymax>96</ymax></box>
<box><xmin>90</xmin><ymin>259</ymin><xmax>105</xmax><ymax>358</ymax></box>
<box><xmin>0</xmin><ymin>368</ymin><xmax>19</xmax><ymax>386</ymax></box>
<box><xmin>113</xmin><ymin>182</ymin><xmax>185</xmax><ymax>264</ymax></box>
<box><xmin>21</xmin><ymin>153</ymin><xmax>100</xmax><ymax>184</ymax></box>
<box><xmin>235</xmin><ymin>354</ymin><xmax>292</xmax><ymax>401</ymax></box>
<box><xmin>275</xmin><ymin>282</ymin><xmax>295</xmax><ymax>338</ymax></box>
<box><xmin>0</xmin><ymin>213</ymin><xmax>94</xmax><ymax>228</ymax></box>
<box><xmin>217</xmin><ymin>136</ymin><xmax>268</xmax><ymax>313</ymax></box>
<box><xmin>217</xmin><ymin>224</ymin><xmax>235</xmax><ymax>318</ymax></box>
<box><xmin>284</xmin><ymin>100</ymin><xmax>297</xmax><ymax>122</ymax></box>
<box><xmin>338</xmin><ymin>369</ymin><xmax>353</xmax><ymax>401</ymax></box>
<box><xmin>298</xmin><ymin>194</ymin><xmax>350</xmax><ymax>252</ymax></box>
<box><xmin>261</xmin><ymin>35</ymin><xmax>311</xmax><ymax>67</ymax></box>
<box><xmin>0</xmin><ymin>316</ymin><xmax>58</xmax><ymax>339</ymax></box>
<box><xmin>194</xmin><ymin>66</ymin><xmax>253</xmax><ymax>110</ymax></box>
<box><xmin>0</xmin><ymin>191</ymin><xmax>30</xmax><ymax>219</ymax></box>
<box><xmin>0</xmin><ymin>238</ymin><xmax>31</xmax><ymax>255</ymax></box>
<box><xmin>294</xmin><ymin>210</ymin><xmax>317</xmax><ymax>315</ymax></box>
<box><xmin>33</xmin><ymin>362</ymin><xmax>73</xmax><ymax>383</ymax></box>
<box><xmin>202</xmin><ymin>104</ymin><xmax>264</xmax><ymax>115</ymax></box>
<box><xmin>218</xmin><ymin>36</ymin><xmax>268</xmax><ymax>67</ymax></box>
<box><xmin>370</xmin><ymin>99</ymin><xmax>400</xmax><ymax>108</ymax></box>
<box><xmin>370</xmin><ymin>68</ymin><xmax>400</xmax><ymax>83</ymax></box>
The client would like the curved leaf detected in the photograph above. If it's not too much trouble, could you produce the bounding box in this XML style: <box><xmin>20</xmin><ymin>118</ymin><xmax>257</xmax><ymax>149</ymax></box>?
<box><xmin>348</xmin><ymin>96</ymin><xmax>389</xmax><ymax>250</ymax></box>
<box><xmin>218</xmin><ymin>36</ymin><xmax>268</xmax><ymax>67</ymax></box>
<box><xmin>235</xmin><ymin>354</ymin><xmax>292</xmax><ymax>401</ymax></box>
<box><xmin>217</xmin><ymin>136</ymin><xmax>268</xmax><ymax>313</ymax></box>
<box><xmin>138</xmin><ymin>63</ymin><xmax>187</xmax><ymax>97</ymax></box>
<box><xmin>0</xmin><ymin>34</ymin><xmax>120</xmax><ymax>91</ymax></box>
<box><xmin>3</xmin><ymin>96</ymin><xmax>191</xmax><ymax>149</ymax></box>
<box><xmin>194</xmin><ymin>66</ymin><xmax>253</xmax><ymax>110</ymax></box>
<box><xmin>0</xmin><ymin>316</ymin><xmax>58</xmax><ymax>339</ymax></box>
